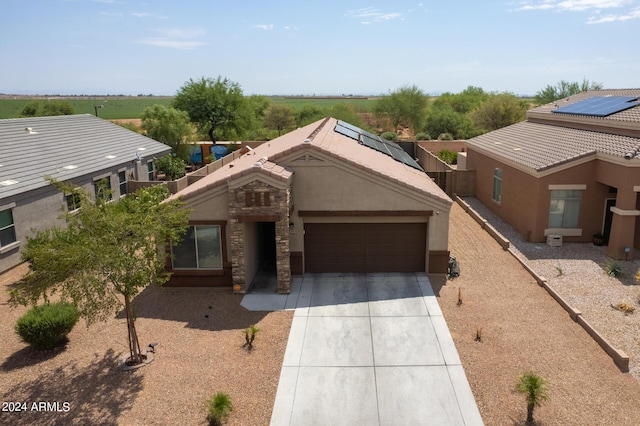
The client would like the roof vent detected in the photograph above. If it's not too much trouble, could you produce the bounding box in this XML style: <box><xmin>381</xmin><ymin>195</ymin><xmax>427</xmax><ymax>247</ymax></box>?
<box><xmin>25</xmin><ymin>127</ymin><xmax>38</xmax><ymax>135</ymax></box>
<box><xmin>303</xmin><ymin>138</ymin><xmax>311</xmax><ymax>144</ymax></box>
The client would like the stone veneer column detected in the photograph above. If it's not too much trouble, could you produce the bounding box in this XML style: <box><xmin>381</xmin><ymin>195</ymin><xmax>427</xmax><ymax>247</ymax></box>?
<box><xmin>228</xmin><ymin>178</ymin><xmax>291</xmax><ymax>293</ymax></box>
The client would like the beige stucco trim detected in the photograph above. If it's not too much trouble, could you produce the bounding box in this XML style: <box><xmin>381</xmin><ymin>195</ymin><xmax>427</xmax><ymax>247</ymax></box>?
<box><xmin>634</xmin><ymin>186</ymin><xmax>640</xmax><ymax>192</ymax></box>
<box><xmin>610</xmin><ymin>207</ymin><xmax>640</xmax><ymax>216</ymax></box>
<box><xmin>548</xmin><ymin>184</ymin><xmax>587</xmax><ymax>190</ymax></box>
<box><xmin>544</xmin><ymin>228</ymin><xmax>583</xmax><ymax>237</ymax></box>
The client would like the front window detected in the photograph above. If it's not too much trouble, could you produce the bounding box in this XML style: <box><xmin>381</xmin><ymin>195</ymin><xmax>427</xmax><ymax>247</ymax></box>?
<box><xmin>492</xmin><ymin>168</ymin><xmax>502</xmax><ymax>203</ymax></box>
<box><xmin>549</xmin><ymin>190</ymin><xmax>581</xmax><ymax>228</ymax></box>
<box><xmin>118</xmin><ymin>171</ymin><xmax>128</xmax><ymax>197</ymax></box>
<box><xmin>0</xmin><ymin>208</ymin><xmax>17</xmax><ymax>247</ymax></box>
<box><xmin>172</xmin><ymin>225</ymin><xmax>222</xmax><ymax>269</ymax></box>
<box><xmin>94</xmin><ymin>177</ymin><xmax>112</xmax><ymax>202</ymax></box>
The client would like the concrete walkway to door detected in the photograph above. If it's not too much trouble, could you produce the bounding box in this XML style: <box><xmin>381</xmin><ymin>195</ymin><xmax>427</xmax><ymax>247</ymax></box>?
<box><xmin>242</xmin><ymin>273</ymin><xmax>483</xmax><ymax>426</ymax></box>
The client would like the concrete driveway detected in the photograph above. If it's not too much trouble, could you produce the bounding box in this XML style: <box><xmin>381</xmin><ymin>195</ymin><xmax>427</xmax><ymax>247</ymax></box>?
<box><xmin>243</xmin><ymin>273</ymin><xmax>483</xmax><ymax>425</ymax></box>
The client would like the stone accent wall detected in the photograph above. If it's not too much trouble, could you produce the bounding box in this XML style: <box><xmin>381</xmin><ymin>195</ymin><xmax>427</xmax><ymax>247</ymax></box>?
<box><xmin>228</xmin><ymin>178</ymin><xmax>291</xmax><ymax>293</ymax></box>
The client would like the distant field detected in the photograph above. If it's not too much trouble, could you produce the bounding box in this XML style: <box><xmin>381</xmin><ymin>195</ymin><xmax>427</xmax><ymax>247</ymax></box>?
<box><xmin>0</xmin><ymin>96</ymin><xmax>376</xmax><ymax>119</ymax></box>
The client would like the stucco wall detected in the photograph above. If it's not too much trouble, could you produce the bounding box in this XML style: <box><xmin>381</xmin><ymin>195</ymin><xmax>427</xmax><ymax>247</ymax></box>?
<box><xmin>0</xmin><ymin>164</ymin><xmax>136</xmax><ymax>273</ymax></box>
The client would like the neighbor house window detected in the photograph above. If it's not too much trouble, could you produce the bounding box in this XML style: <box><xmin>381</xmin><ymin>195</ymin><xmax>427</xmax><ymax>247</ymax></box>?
<box><xmin>172</xmin><ymin>225</ymin><xmax>222</xmax><ymax>269</ymax></box>
<box><xmin>118</xmin><ymin>171</ymin><xmax>128</xmax><ymax>197</ymax></box>
<box><xmin>0</xmin><ymin>208</ymin><xmax>17</xmax><ymax>248</ymax></box>
<box><xmin>94</xmin><ymin>177</ymin><xmax>112</xmax><ymax>202</ymax></box>
<box><xmin>66</xmin><ymin>193</ymin><xmax>81</xmax><ymax>212</ymax></box>
<box><xmin>147</xmin><ymin>161</ymin><xmax>155</xmax><ymax>181</ymax></box>
<box><xmin>549</xmin><ymin>190</ymin><xmax>582</xmax><ymax>228</ymax></box>
<box><xmin>492</xmin><ymin>168</ymin><xmax>502</xmax><ymax>203</ymax></box>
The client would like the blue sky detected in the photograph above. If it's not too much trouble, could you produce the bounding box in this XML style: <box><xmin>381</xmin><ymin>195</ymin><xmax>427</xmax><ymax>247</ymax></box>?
<box><xmin>1</xmin><ymin>0</ymin><xmax>638</xmax><ymax>96</ymax></box>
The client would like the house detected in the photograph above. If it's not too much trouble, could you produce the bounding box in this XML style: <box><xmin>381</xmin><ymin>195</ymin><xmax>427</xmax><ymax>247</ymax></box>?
<box><xmin>165</xmin><ymin>117</ymin><xmax>452</xmax><ymax>292</ymax></box>
<box><xmin>0</xmin><ymin>114</ymin><xmax>171</xmax><ymax>273</ymax></box>
<box><xmin>465</xmin><ymin>89</ymin><xmax>640</xmax><ymax>260</ymax></box>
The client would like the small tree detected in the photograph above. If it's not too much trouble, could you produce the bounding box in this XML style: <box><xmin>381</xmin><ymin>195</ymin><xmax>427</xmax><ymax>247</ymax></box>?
<box><xmin>10</xmin><ymin>180</ymin><xmax>190</xmax><ymax>365</ymax></box>
<box><xmin>534</xmin><ymin>79</ymin><xmax>603</xmax><ymax>105</ymax></box>
<box><xmin>516</xmin><ymin>371</ymin><xmax>550</xmax><ymax>424</ymax></box>
<box><xmin>155</xmin><ymin>154</ymin><xmax>187</xmax><ymax>181</ymax></box>
<box><xmin>263</xmin><ymin>104</ymin><xmax>295</xmax><ymax>136</ymax></box>
<box><xmin>141</xmin><ymin>104</ymin><xmax>193</xmax><ymax>161</ymax></box>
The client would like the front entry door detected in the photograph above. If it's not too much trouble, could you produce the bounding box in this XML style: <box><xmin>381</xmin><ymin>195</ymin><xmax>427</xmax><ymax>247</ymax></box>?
<box><xmin>603</xmin><ymin>198</ymin><xmax>616</xmax><ymax>244</ymax></box>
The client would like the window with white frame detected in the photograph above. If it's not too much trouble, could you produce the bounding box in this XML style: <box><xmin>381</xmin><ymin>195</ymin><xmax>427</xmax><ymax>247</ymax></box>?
<box><xmin>118</xmin><ymin>171</ymin><xmax>128</xmax><ymax>197</ymax></box>
<box><xmin>492</xmin><ymin>168</ymin><xmax>502</xmax><ymax>203</ymax></box>
<box><xmin>171</xmin><ymin>225</ymin><xmax>222</xmax><ymax>269</ymax></box>
<box><xmin>0</xmin><ymin>208</ymin><xmax>17</xmax><ymax>247</ymax></box>
<box><xmin>549</xmin><ymin>190</ymin><xmax>582</xmax><ymax>228</ymax></box>
<box><xmin>94</xmin><ymin>177</ymin><xmax>112</xmax><ymax>202</ymax></box>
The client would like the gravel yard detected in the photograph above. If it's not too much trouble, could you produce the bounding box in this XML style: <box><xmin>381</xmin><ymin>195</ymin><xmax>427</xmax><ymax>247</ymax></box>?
<box><xmin>0</xmin><ymin>263</ymin><xmax>293</xmax><ymax>426</ymax></box>
<box><xmin>438</xmin><ymin>200</ymin><xmax>640</xmax><ymax>425</ymax></box>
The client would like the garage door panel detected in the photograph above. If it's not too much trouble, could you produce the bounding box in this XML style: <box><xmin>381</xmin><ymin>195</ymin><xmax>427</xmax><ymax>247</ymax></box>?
<box><xmin>304</xmin><ymin>223</ymin><xmax>426</xmax><ymax>273</ymax></box>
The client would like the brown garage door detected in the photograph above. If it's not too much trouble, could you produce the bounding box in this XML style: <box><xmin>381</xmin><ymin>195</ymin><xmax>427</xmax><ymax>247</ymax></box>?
<box><xmin>304</xmin><ymin>223</ymin><xmax>427</xmax><ymax>273</ymax></box>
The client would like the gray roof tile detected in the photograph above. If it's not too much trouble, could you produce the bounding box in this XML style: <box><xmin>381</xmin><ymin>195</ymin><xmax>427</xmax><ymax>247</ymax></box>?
<box><xmin>0</xmin><ymin>114</ymin><xmax>171</xmax><ymax>199</ymax></box>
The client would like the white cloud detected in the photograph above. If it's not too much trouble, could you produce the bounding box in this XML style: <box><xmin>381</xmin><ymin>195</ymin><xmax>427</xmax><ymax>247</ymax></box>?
<box><xmin>137</xmin><ymin>28</ymin><xmax>206</xmax><ymax>50</ymax></box>
<box><xmin>137</xmin><ymin>39</ymin><xmax>205</xmax><ymax>50</ymax></box>
<box><xmin>254</xmin><ymin>24</ymin><xmax>274</xmax><ymax>30</ymax></box>
<box><xmin>587</xmin><ymin>5</ymin><xmax>640</xmax><ymax>21</ymax></box>
<box><xmin>284</xmin><ymin>25</ymin><xmax>299</xmax><ymax>31</ymax></box>
<box><xmin>516</xmin><ymin>0</ymin><xmax>632</xmax><ymax>11</ymax></box>
<box><xmin>131</xmin><ymin>12</ymin><xmax>151</xmax><ymax>18</ymax></box>
<box><xmin>346</xmin><ymin>7</ymin><xmax>403</xmax><ymax>24</ymax></box>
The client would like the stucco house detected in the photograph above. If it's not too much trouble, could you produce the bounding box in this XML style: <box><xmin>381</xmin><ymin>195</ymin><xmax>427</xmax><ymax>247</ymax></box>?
<box><xmin>0</xmin><ymin>114</ymin><xmax>171</xmax><ymax>273</ymax></box>
<box><xmin>165</xmin><ymin>117</ymin><xmax>452</xmax><ymax>292</ymax></box>
<box><xmin>465</xmin><ymin>89</ymin><xmax>640</xmax><ymax>260</ymax></box>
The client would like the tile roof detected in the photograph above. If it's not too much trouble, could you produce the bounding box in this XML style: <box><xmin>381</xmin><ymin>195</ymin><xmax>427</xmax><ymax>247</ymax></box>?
<box><xmin>170</xmin><ymin>117</ymin><xmax>451</xmax><ymax>206</ymax></box>
<box><xmin>0</xmin><ymin>114</ymin><xmax>171</xmax><ymax>199</ymax></box>
<box><xmin>467</xmin><ymin>120</ymin><xmax>640</xmax><ymax>172</ymax></box>
<box><xmin>467</xmin><ymin>89</ymin><xmax>640</xmax><ymax>173</ymax></box>
<box><xmin>529</xmin><ymin>89</ymin><xmax>640</xmax><ymax>124</ymax></box>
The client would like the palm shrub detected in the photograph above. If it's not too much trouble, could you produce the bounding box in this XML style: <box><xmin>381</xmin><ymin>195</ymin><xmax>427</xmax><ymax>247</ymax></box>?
<box><xmin>206</xmin><ymin>392</ymin><xmax>233</xmax><ymax>426</ymax></box>
<box><xmin>515</xmin><ymin>371</ymin><xmax>549</xmax><ymax>424</ymax></box>
<box><xmin>15</xmin><ymin>302</ymin><xmax>79</xmax><ymax>350</ymax></box>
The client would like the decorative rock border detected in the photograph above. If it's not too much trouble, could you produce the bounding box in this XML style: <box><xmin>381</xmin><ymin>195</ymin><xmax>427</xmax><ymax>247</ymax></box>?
<box><xmin>454</xmin><ymin>195</ymin><xmax>630</xmax><ymax>372</ymax></box>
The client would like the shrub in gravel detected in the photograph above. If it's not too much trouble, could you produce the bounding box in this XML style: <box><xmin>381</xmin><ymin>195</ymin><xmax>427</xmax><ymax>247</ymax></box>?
<box><xmin>15</xmin><ymin>301</ymin><xmax>79</xmax><ymax>350</ymax></box>
<box><xmin>603</xmin><ymin>259</ymin><xmax>625</xmax><ymax>278</ymax></box>
<box><xmin>415</xmin><ymin>132</ymin><xmax>431</xmax><ymax>140</ymax></box>
<box><xmin>243</xmin><ymin>324</ymin><xmax>260</xmax><ymax>350</ymax></box>
<box><xmin>206</xmin><ymin>392</ymin><xmax>233</xmax><ymax>426</ymax></box>
<box><xmin>380</xmin><ymin>131</ymin><xmax>398</xmax><ymax>141</ymax></box>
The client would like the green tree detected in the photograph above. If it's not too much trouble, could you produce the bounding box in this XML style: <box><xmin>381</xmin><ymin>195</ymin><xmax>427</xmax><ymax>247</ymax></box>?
<box><xmin>424</xmin><ymin>105</ymin><xmax>475</xmax><ymax>140</ymax></box>
<box><xmin>471</xmin><ymin>93</ymin><xmax>529</xmax><ymax>132</ymax></box>
<box><xmin>172</xmin><ymin>76</ymin><xmax>248</xmax><ymax>143</ymax></box>
<box><xmin>374</xmin><ymin>85</ymin><xmax>428</xmax><ymax>133</ymax></box>
<box><xmin>155</xmin><ymin>154</ymin><xmax>187</xmax><ymax>180</ymax></box>
<box><xmin>21</xmin><ymin>100</ymin><xmax>75</xmax><ymax>117</ymax></box>
<box><xmin>534</xmin><ymin>79</ymin><xmax>603</xmax><ymax>105</ymax></box>
<box><xmin>296</xmin><ymin>105</ymin><xmax>325</xmax><ymax>127</ymax></box>
<box><xmin>328</xmin><ymin>103</ymin><xmax>366</xmax><ymax>128</ymax></box>
<box><xmin>434</xmin><ymin>86</ymin><xmax>489</xmax><ymax>114</ymax></box>
<box><xmin>21</xmin><ymin>101</ymin><xmax>40</xmax><ymax>117</ymax></box>
<box><xmin>515</xmin><ymin>371</ymin><xmax>550</xmax><ymax>424</ymax></box>
<box><xmin>263</xmin><ymin>104</ymin><xmax>295</xmax><ymax>136</ymax></box>
<box><xmin>141</xmin><ymin>104</ymin><xmax>193</xmax><ymax>160</ymax></box>
<box><xmin>10</xmin><ymin>181</ymin><xmax>190</xmax><ymax>366</ymax></box>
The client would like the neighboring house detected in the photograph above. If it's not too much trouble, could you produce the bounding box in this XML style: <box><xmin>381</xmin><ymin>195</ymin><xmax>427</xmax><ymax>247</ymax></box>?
<box><xmin>465</xmin><ymin>89</ymin><xmax>640</xmax><ymax>260</ymax></box>
<box><xmin>0</xmin><ymin>114</ymin><xmax>171</xmax><ymax>273</ymax></box>
<box><xmin>165</xmin><ymin>117</ymin><xmax>452</xmax><ymax>292</ymax></box>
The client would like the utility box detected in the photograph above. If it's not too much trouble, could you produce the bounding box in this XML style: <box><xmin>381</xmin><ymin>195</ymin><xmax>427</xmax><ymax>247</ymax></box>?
<box><xmin>547</xmin><ymin>234</ymin><xmax>562</xmax><ymax>247</ymax></box>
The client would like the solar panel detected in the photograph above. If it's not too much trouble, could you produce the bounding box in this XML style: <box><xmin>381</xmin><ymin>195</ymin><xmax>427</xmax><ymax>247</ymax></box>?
<box><xmin>334</xmin><ymin>124</ymin><xmax>360</xmax><ymax>141</ymax></box>
<box><xmin>334</xmin><ymin>120</ymin><xmax>423</xmax><ymax>171</ymax></box>
<box><xmin>552</xmin><ymin>96</ymin><xmax>639</xmax><ymax>117</ymax></box>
